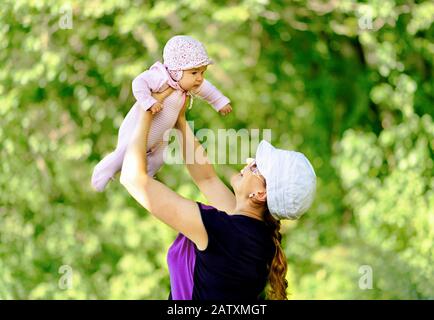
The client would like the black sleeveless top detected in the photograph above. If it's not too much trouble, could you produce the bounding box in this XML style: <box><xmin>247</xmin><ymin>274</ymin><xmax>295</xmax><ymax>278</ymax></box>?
<box><xmin>167</xmin><ymin>202</ymin><xmax>275</xmax><ymax>300</ymax></box>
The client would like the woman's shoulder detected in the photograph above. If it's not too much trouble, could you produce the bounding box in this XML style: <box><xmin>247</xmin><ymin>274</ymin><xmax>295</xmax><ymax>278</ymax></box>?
<box><xmin>196</xmin><ymin>202</ymin><xmax>229</xmax><ymax>224</ymax></box>
<box><xmin>196</xmin><ymin>202</ymin><xmax>273</xmax><ymax>257</ymax></box>
<box><xmin>197</xmin><ymin>202</ymin><xmax>224</xmax><ymax>213</ymax></box>
<box><xmin>196</xmin><ymin>202</ymin><xmax>268</xmax><ymax>230</ymax></box>
<box><xmin>197</xmin><ymin>202</ymin><xmax>240</xmax><ymax>221</ymax></box>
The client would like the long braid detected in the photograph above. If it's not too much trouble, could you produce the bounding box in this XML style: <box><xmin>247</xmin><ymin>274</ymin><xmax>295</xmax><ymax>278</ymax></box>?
<box><xmin>264</xmin><ymin>210</ymin><xmax>288</xmax><ymax>300</ymax></box>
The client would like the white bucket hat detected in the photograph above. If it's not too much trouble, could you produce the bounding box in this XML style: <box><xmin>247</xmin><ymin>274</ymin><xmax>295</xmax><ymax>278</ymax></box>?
<box><xmin>255</xmin><ymin>140</ymin><xmax>317</xmax><ymax>220</ymax></box>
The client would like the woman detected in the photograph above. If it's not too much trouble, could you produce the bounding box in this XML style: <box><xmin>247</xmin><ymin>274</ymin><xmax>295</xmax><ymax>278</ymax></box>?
<box><xmin>119</xmin><ymin>89</ymin><xmax>316</xmax><ymax>300</ymax></box>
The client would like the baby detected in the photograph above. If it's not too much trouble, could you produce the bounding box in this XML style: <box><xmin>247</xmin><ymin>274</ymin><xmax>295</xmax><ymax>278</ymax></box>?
<box><xmin>91</xmin><ymin>35</ymin><xmax>232</xmax><ymax>192</ymax></box>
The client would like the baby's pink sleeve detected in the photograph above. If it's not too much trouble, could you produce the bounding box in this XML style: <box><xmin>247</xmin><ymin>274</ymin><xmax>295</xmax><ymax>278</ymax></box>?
<box><xmin>132</xmin><ymin>69</ymin><xmax>168</xmax><ymax>111</ymax></box>
<box><xmin>193</xmin><ymin>79</ymin><xmax>230</xmax><ymax>111</ymax></box>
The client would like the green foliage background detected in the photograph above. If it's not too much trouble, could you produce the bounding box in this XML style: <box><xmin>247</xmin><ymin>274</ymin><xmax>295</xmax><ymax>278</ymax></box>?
<box><xmin>0</xmin><ymin>0</ymin><xmax>432</xmax><ymax>299</ymax></box>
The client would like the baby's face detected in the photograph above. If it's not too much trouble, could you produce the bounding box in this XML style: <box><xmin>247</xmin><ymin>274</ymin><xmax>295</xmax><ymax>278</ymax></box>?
<box><xmin>179</xmin><ymin>65</ymin><xmax>207</xmax><ymax>91</ymax></box>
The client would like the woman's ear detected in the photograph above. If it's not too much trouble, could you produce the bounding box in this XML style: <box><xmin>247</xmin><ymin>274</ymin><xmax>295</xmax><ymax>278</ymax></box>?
<box><xmin>256</xmin><ymin>190</ymin><xmax>267</xmax><ymax>203</ymax></box>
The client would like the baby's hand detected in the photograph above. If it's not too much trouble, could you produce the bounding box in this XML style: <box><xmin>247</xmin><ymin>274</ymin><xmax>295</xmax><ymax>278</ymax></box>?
<box><xmin>219</xmin><ymin>104</ymin><xmax>232</xmax><ymax>116</ymax></box>
<box><xmin>149</xmin><ymin>102</ymin><xmax>163</xmax><ymax>115</ymax></box>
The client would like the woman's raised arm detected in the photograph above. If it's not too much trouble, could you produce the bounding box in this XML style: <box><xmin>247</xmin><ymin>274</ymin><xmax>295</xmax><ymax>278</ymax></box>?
<box><xmin>175</xmin><ymin>101</ymin><xmax>236</xmax><ymax>213</ymax></box>
<box><xmin>120</xmin><ymin>104</ymin><xmax>208</xmax><ymax>250</ymax></box>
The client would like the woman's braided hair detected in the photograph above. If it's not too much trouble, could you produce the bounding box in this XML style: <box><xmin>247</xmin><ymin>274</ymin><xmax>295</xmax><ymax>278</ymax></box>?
<box><xmin>263</xmin><ymin>209</ymin><xmax>288</xmax><ymax>300</ymax></box>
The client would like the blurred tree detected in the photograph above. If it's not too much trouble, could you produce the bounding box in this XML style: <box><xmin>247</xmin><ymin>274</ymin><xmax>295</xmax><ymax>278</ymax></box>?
<box><xmin>0</xmin><ymin>0</ymin><xmax>432</xmax><ymax>299</ymax></box>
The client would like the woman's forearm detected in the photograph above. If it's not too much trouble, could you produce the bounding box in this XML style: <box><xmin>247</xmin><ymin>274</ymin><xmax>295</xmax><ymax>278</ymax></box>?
<box><xmin>120</xmin><ymin>109</ymin><xmax>153</xmax><ymax>184</ymax></box>
<box><xmin>176</xmin><ymin>117</ymin><xmax>217</xmax><ymax>182</ymax></box>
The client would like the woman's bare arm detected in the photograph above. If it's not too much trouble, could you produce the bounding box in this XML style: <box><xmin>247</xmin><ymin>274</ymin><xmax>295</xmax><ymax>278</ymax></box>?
<box><xmin>175</xmin><ymin>100</ymin><xmax>236</xmax><ymax>213</ymax></box>
<box><xmin>120</xmin><ymin>96</ymin><xmax>208</xmax><ymax>250</ymax></box>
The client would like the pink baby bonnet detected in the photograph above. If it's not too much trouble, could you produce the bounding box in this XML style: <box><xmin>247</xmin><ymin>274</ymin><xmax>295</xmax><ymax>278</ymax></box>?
<box><xmin>163</xmin><ymin>35</ymin><xmax>214</xmax><ymax>81</ymax></box>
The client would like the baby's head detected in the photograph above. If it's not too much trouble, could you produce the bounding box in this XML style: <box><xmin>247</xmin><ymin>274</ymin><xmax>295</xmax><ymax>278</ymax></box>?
<box><xmin>163</xmin><ymin>35</ymin><xmax>213</xmax><ymax>91</ymax></box>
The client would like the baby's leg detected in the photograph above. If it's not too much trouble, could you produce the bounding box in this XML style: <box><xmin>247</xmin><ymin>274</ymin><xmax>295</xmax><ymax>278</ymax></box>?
<box><xmin>146</xmin><ymin>141</ymin><xmax>168</xmax><ymax>177</ymax></box>
<box><xmin>91</xmin><ymin>103</ymin><xmax>141</xmax><ymax>192</ymax></box>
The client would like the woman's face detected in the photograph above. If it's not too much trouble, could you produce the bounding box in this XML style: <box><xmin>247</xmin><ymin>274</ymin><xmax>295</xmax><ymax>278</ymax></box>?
<box><xmin>231</xmin><ymin>159</ymin><xmax>266</xmax><ymax>200</ymax></box>
<box><xmin>179</xmin><ymin>65</ymin><xmax>207</xmax><ymax>91</ymax></box>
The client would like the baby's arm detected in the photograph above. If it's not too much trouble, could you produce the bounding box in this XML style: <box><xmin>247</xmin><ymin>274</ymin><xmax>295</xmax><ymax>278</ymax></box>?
<box><xmin>192</xmin><ymin>79</ymin><xmax>232</xmax><ymax>115</ymax></box>
<box><xmin>132</xmin><ymin>69</ymin><xmax>168</xmax><ymax>113</ymax></box>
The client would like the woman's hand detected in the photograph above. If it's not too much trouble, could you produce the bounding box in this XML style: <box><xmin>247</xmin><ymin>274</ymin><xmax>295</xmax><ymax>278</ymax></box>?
<box><xmin>148</xmin><ymin>87</ymin><xmax>175</xmax><ymax>114</ymax></box>
<box><xmin>149</xmin><ymin>102</ymin><xmax>163</xmax><ymax>115</ymax></box>
<box><xmin>175</xmin><ymin>95</ymin><xmax>190</xmax><ymax>129</ymax></box>
<box><xmin>120</xmin><ymin>108</ymin><xmax>153</xmax><ymax>184</ymax></box>
<box><xmin>151</xmin><ymin>87</ymin><xmax>175</xmax><ymax>103</ymax></box>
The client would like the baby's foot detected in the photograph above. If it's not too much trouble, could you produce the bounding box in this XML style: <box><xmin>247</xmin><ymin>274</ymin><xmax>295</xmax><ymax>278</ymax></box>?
<box><xmin>91</xmin><ymin>155</ymin><xmax>121</xmax><ymax>192</ymax></box>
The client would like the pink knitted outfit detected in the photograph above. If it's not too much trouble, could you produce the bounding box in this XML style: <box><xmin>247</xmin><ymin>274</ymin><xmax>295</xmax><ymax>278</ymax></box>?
<box><xmin>91</xmin><ymin>36</ymin><xmax>230</xmax><ymax>192</ymax></box>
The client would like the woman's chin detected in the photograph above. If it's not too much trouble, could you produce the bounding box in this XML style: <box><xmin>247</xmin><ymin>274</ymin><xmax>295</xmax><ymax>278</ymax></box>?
<box><xmin>230</xmin><ymin>173</ymin><xmax>242</xmax><ymax>189</ymax></box>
